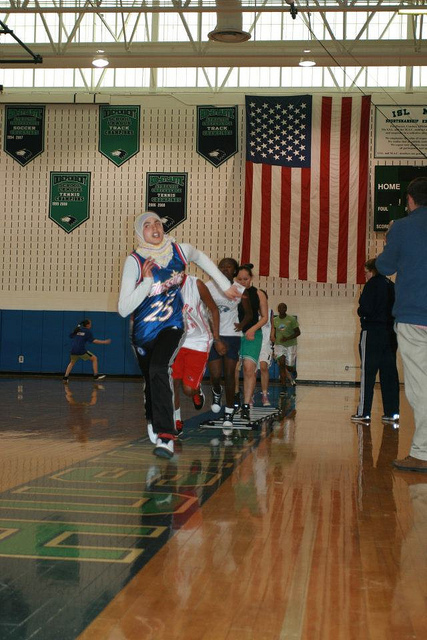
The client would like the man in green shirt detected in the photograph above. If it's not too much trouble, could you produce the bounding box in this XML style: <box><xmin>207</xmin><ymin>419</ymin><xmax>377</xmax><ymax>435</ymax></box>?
<box><xmin>273</xmin><ymin>303</ymin><xmax>301</xmax><ymax>387</ymax></box>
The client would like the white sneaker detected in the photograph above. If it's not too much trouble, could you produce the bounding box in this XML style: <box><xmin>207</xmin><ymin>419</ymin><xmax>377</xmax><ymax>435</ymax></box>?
<box><xmin>222</xmin><ymin>411</ymin><xmax>234</xmax><ymax>437</ymax></box>
<box><xmin>147</xmin><ymin>422</ymin><xmax>157</xmax><ymax>444</ymax></box>
<box><xmin>211</xmin><ymin>387</ymin><xmax>222</xmax><ymax>413</ymax></box>
<box><xmin>154</xmin><ymin>436</ymin><xmax>174</xmax><ymax>459</ymax></box>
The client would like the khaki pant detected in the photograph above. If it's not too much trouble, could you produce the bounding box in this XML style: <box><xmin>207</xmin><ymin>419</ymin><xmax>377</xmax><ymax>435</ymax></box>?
<box><xmin>396</xmin><ymin>322</ymin><xmax>427</xmax><ymax>461</ymax></box>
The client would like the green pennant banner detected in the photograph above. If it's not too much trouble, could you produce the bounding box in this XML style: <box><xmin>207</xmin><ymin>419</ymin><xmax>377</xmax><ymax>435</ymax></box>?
<box><xmin>196</xmin><ymin>105</ymin><xmax>238</xmax><ymax>167</ymax></box>
<box><xmin>146</xmin><ymin>172</ymin><xmax>188</xmax><ymax>232</ymax></box>
<box><xmin>49</xmin><ymin>172</ymin><xmax>91</xmax><ymax>233</ymax></box>
<box><xmin>4</xmin><ymin>105</ymin><xmax>45</xmax><ymax>166</ymax></box>
<box><xmin>98</xmin><ymin>105</ymin><xmax>140</xmax><ymax>166</ymax></box>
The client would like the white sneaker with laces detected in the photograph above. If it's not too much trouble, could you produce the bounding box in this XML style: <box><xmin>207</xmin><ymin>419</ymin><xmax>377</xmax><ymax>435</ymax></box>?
<box><xmin>211</xmin><ymin>387</ymin><xmax>222</xmax><ymax>413</ymax></box>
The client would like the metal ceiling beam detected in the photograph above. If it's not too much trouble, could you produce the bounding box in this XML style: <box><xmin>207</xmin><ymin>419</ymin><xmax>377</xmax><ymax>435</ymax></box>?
<box><xmin>0</xmin><ymin>39</ymin><xmax>424</xmax><ymax>68</ymax></box>
<box><xmin>0</xmin><ymin>3</ymin><xmax>415</xmax><ymax>13</ymax></box>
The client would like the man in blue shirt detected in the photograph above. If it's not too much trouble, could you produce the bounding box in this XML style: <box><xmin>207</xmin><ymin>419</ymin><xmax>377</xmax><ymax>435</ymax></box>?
<box><xmin>376</xmin><ymin>177</ymin><xmax>427</xmax><ymax>472</ymax></box>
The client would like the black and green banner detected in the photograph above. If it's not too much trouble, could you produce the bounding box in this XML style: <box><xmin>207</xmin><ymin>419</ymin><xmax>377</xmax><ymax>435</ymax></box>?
<box><xmin>98</xmin><ymin>105</ymin><xmax>140</xmax><ymax>166</ymax></box>
<box><xmin>196</xmin><ymin>105</ymin><xmax>238</xmax><ymax>167</ymax></box>
<box><xmin>145</xmin><ymin>172</ymin><xmax>188</xmax><ymax>232</ymax></box>
<box><xmin>4</xmin><ymin>105</ymin><xmax>45</xmax><ymax>166</ymax></box>
<box><xmin>49</xmin><ymin>172</ymin><xmax>91</xmax><ymax>233</ymax></box>
<box><xmin>373</xmin><ymin>165</ymin><xmax>427</xmax><ymax>231</ymax></box>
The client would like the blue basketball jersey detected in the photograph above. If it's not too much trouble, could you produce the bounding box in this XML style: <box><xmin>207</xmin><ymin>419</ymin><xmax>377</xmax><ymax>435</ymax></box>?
<box><xmin>131</xmin><ymin>244</ymin><xmax>187</xmax><ymax>346</ymax></box>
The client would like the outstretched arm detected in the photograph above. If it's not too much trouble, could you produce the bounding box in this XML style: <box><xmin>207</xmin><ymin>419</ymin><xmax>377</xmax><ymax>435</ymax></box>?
<box><xmin>181</xmin><ymin>244</ymin><xmax>242</xmax><ymax>300</ymax></box>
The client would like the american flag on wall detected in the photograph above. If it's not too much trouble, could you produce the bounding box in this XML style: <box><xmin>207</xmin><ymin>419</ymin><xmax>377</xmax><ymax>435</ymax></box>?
<box><xmin>241</xmin><ymin>94</ymin><xmax>371</xmax><ymax>284</ymax></box>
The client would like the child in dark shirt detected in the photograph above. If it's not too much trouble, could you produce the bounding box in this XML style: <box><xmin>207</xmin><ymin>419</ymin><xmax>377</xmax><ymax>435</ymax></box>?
<box><xmin>63</xmin><ymin>319</ymin><xmax>111</xmax><ymax>383</ymax></box>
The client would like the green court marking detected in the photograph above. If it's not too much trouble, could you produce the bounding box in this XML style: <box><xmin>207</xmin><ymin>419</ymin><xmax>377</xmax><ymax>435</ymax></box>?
<box><xmin>14</xmin><ymin>485</ymin><xmax>147</xmax><ymax>498</ymax></box>
<box><xmin>50</xmin><ymin>467</ymin><xmax>222</xmax><ymax>487</ymax></box>
<box><xmin>0</xmin><ymin>520</ymin><xmax>150</xmax><ymax>562</ymax></box>
<box><xmin>0</xmin><ymin>518</ymin><xmax>166</xmax><ymax>537</ymax></box>
<box><xmin>0</xmin><ymin>492</ymin><xmax>196</xmax><ymax>516</ymax></box>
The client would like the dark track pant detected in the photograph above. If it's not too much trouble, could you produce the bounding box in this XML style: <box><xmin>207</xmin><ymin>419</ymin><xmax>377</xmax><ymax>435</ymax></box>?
<box><xmin>357</xmin><ymin>326</ymin><xmax>400</xmax><ymax>417</ymax></box>
<box><xmin>135</xmin><ymin>327</ymin><xmax>184</xmax><ymax>436</ymax></box>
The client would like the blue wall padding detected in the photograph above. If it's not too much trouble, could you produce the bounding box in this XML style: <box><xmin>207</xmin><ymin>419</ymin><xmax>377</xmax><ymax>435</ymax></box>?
<box><xmin>0</xmin><ymin>310</ymin><xmax>278</xmax><ymax>379</ymax></box>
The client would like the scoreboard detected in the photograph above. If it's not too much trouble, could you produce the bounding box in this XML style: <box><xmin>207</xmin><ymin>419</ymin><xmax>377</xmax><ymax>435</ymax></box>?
<box><xmin>374</xmin><ymin>165</ymin><xmax>427</xmax><ymax>231</ymax></box>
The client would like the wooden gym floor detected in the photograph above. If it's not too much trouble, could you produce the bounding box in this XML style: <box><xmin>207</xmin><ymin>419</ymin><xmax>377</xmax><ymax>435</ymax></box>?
<box><xmin>0</xmin><ymin>375</ymin><xmax>426</xmax><ymax>640</ymax></box>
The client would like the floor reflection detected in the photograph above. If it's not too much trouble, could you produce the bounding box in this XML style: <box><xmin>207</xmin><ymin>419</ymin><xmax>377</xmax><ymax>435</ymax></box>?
<box><xmin>2</xmin><ymin>378</ymin><xmax>427</xmax><ymax>640</ymax></box>
<box><xmin>64</xmin><ymin>383</ymin><xmax>106</xmax><ymax>443</ymax></box>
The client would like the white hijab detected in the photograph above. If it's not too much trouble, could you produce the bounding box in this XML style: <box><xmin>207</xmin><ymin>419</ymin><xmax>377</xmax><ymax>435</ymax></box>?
<box><xmin>134</xmin><ymin>212</ymin><xmax>174</xmax><ymax>268</ymax></box>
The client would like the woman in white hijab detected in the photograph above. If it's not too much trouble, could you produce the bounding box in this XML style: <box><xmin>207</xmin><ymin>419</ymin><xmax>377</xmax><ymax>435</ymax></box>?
<box><xmin>118</xmin><ymin>212</ymin><xmax>241</xmax><ymax>459</ymax></box>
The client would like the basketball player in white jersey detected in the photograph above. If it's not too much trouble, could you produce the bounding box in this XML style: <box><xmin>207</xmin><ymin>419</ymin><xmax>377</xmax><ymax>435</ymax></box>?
<box><xmin>171</xmin><ymin>274</ymin><xmax>226</xmax><ymax>435</ymax></box>
<box><xmin>207</xmin><ymin>258</ymin><xmax>251</xmax><ymax>435</ymax></box>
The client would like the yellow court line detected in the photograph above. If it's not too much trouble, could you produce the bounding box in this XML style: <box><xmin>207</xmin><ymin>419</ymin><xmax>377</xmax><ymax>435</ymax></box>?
<box><xmin>45</xmin><ymin>531</ymin><xmax>145</xmax><ymax>559</ymax></box>
<box><xmin>0</xmin><ymin>517</ymin><xmax>167</xmax><ymax>536</ymax></box>
<box><xmin>0</xmin><ymin>528</ymin><xmax>19</xmax><ymax>541</ymax></box>
<box><xmin>2</xmin><ymin>496</ymin><xmax>150</xmax><ymax>509</ymax></box>
<box><xmin>0</xmin><ymin>552</ymin><xmax>142</xmax><ymax>564</ymax></box>
<box><xmin>14</xmin><ymin>485</ymin><xmax>148</xmax><ymax>497</ymax></box>
<box><xmin>0</xmin><ymin>494</ymin><xmax>198</xmax><ymax>515</ymax></box>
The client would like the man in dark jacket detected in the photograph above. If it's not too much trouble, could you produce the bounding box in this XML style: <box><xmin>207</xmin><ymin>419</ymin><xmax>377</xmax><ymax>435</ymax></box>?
<box><xmin>351</xmin><ymin>258</ymin><xmax>399</xmax><ymax>424</ymax></box>
<box><xmin>376</xmin><ymin>176</ymin><xmax>427</xmax><ymax>472</ymax></box>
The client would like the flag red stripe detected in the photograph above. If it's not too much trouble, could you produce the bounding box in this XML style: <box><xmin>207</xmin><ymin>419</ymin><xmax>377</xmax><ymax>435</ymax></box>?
<box><xmin>242</xmin><ymin>161</ymin><xmax>254</xmax><ymax>264</ymax></box>
<box><xmin>279</xmin><ymin>167</ymin><xmax>292</xmax><ymax>278</ymax></box>
<box><xmin>298</xmin><ymin>168</ymin><xmax>311</xmax><ymax>280</ymax></box>
<box><xmin>317</xmin><ymin>97</ymin><xmax>332</xmax><ymax>282</ymax></box>
<box><xmin>356</xmin><ymin>96</ymin><xmax>371</xmax><ymax>284</ymax></box>
<box><xmin>259</xmin><ymin>164</ymin><xmax>272</xmax><ymax>276</ymax></box>
<box><xmin>337</xmin><ymin>97</ymin><xmax>352</xmax><ymax>283</ymax></box>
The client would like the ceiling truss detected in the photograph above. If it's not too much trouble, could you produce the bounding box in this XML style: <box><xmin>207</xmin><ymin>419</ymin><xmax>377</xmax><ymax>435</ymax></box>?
<box><xmin>0</xmin><ymin>1</ymin><xmax>426</xmax><ymax>93</ymax></box>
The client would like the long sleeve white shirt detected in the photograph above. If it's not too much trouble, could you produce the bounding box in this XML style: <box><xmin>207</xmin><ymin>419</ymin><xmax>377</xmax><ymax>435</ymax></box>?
<box><xmin>118</xmin><ymin>243</ymin><xmax>231</xmax><ymax>318</ymax></box>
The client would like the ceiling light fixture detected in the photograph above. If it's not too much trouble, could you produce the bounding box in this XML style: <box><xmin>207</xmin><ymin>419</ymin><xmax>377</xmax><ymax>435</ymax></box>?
<box><xmin>92</xmin><ymin>50</ymin><xmax>109</xmax><ymax>68</ymax></box>
<box><xmin>299</xmin><ymin>50</ymin><xmax>316</xmax><ymax>67</ymax></box>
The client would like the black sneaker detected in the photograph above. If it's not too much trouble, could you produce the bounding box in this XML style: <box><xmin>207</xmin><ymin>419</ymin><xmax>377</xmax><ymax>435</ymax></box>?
<box><xmin>211</xmin><ymin>387</ymin><xmax>222</xmax><ymax>413</ymax></box>
<box><xmin>382</xmin><ymin>414</ymin><xmax>399</xmax><ymax>423</ymax></box>
<box><xmin>193</xmin><ymin>388</ymin><xmax>205</xmax><ymax>411</ymax></box>
<box><xmin>62</xmin><ymin>377</ymin><xmax>69</xmax><ymax>384</ymax></box>
<box><xmin>94</xmin><ymin>374</ymin><xmax>106</xmax><ymax>381</ymax></box>
<box><xmin>351</xmin><ymin>414</ymin><xmax>371</xmax><ymax>423</ymax></box>
<box><xmin>241</xmin><ymin>403</ymin><xmax>250</xmax><ymax>421</ymax></box>
<box><xmin>234</xmin><ymin>392</ymin><xmax>241</xmax><ymax>410</ymax></box>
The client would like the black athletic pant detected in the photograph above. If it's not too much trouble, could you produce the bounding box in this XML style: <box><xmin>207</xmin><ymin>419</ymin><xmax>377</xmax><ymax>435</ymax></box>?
<box><xmin>135</xmin><ymin>327</ymin><xmax>184</xmax><ymax>437</ymax></box>
<box><xmin>357</xmin><ymin>326</ymin><xmax>399</xmax><ymax>417</ymax></box>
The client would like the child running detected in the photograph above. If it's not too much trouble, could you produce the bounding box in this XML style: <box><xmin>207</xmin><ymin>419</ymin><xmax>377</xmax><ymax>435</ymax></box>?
<box><xmin>118</xmin><ymin>213</ymin><xmax>241</xmax><ymax>459</ymax></box>
<box><xmin>207</xmin><ymin>258</ymin><xmax>251</xmax><ymax>436</ymax></box>
<box><xmin>63</xmin><ymin>319</ymin><xmax>111</xmax><ymax>383</ymax></box>
<box><xmin>235</xmin><ymin>264</ymin><xmax>268</xmax><ymax>421</ymax></box>
<box><xmin>257</xmin><ymin>291</ymin><xmax>275</xmax><ymax>407</ymax></box>
<box><xmin>171</xmin><ymin>274</ymin><xmax>226</xmax><ymax>436</ymax></box>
